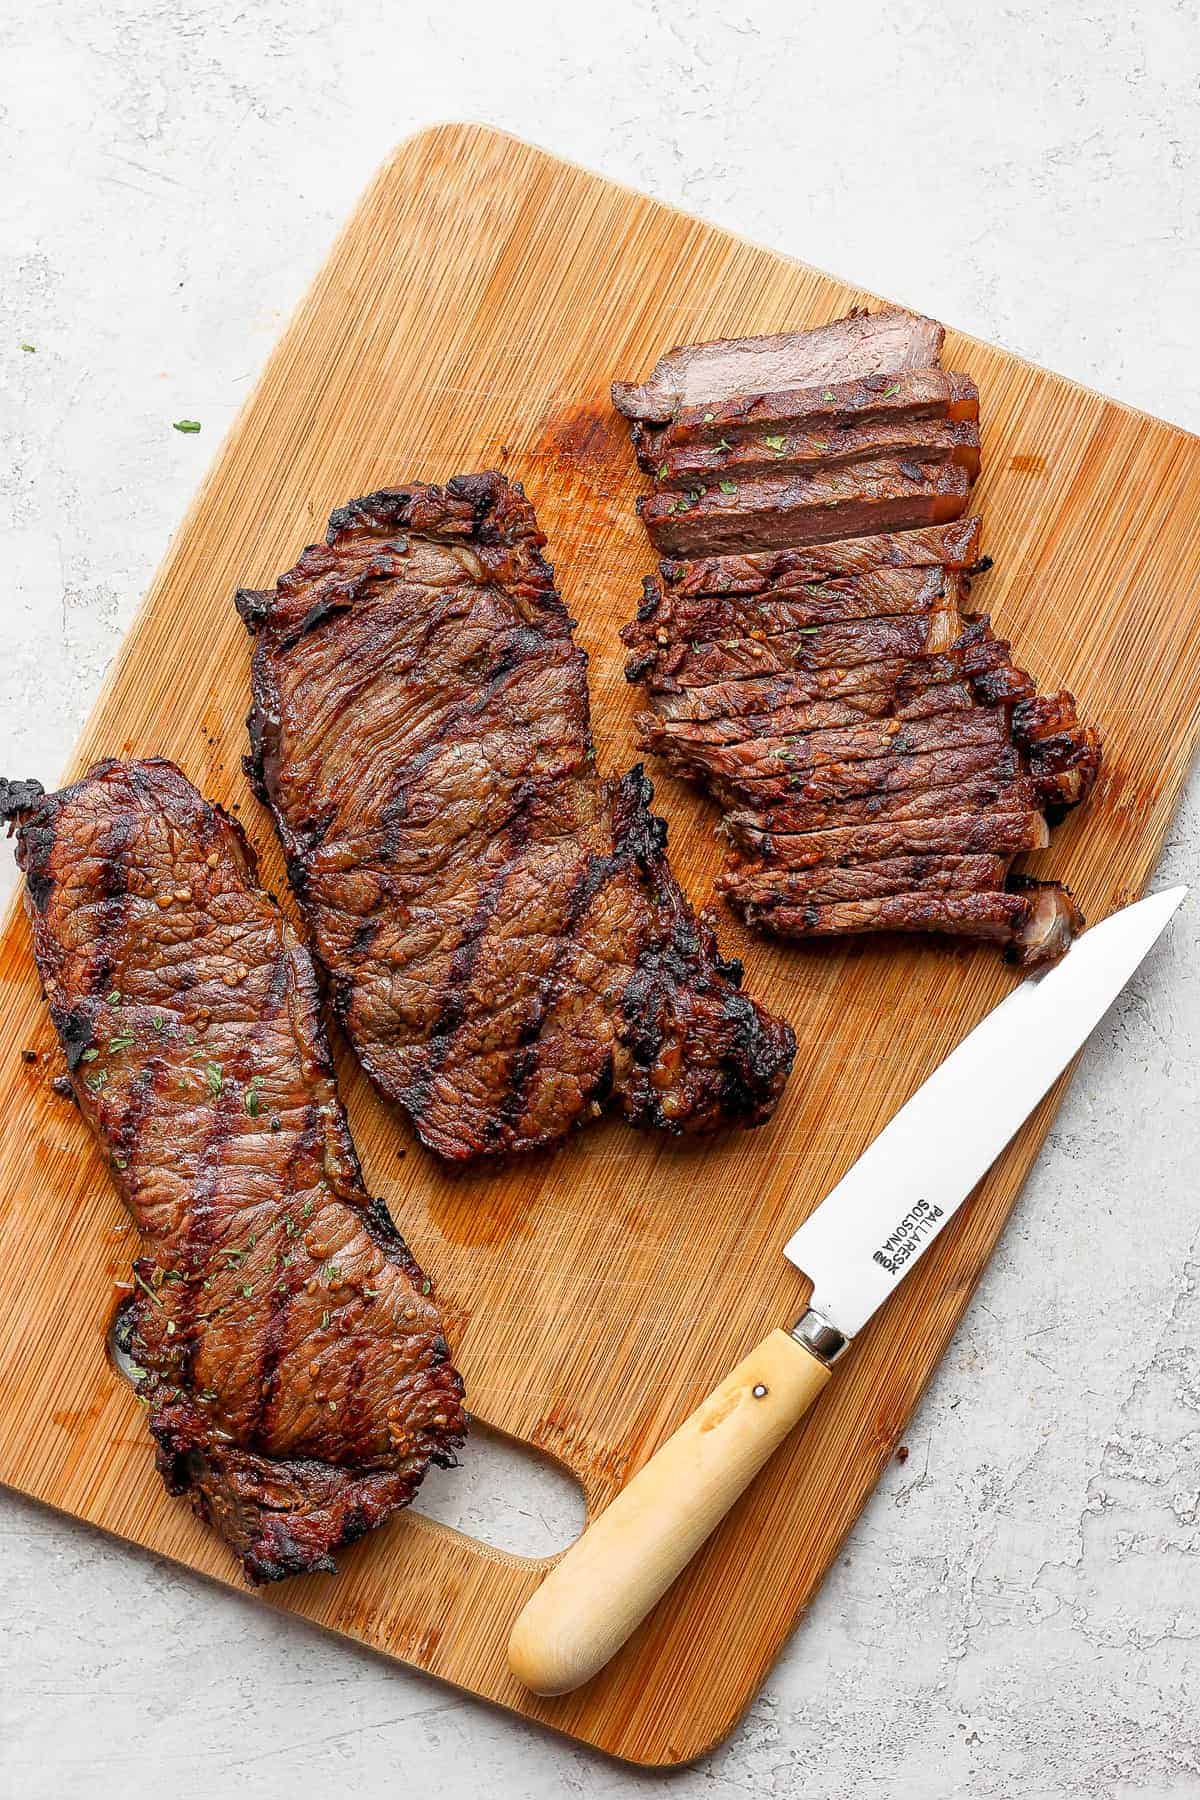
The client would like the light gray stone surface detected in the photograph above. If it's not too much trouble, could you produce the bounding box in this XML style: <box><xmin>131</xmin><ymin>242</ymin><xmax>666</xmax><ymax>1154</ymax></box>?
<box><xmin>1</xmin><ymin>2</ymin><xmax>1197</xmax><ymax>1794</ymax></box>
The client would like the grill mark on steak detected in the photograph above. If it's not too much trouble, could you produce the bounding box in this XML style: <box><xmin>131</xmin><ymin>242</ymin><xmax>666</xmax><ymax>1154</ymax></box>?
<box><xmin>1</xmin><ymin>759</ymin><xmax>465</xmax><ymax>1582</ymax></box>
<box><xmin>240</xmin><ymin>472</ymin><xmax>794</xmax><ymax>1160</ymax></box>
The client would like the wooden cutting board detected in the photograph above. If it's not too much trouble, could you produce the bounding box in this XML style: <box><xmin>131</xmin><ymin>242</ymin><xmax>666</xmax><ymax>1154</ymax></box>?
<box><xmin>2</xmin><ymin>123</ymin><xmax>1199</xmax><ymax>1767</ymax></box>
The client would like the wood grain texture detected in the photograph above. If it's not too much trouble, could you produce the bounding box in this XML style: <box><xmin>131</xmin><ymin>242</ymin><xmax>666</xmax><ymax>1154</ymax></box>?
<box><xmin>0</xmin><ymin>123</ymin><xmax>1198</xmax><ymax>1766</ymax></box>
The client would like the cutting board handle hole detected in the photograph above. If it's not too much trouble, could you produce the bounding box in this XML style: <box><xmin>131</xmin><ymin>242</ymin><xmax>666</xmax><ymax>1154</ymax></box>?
<box><xmin>413</xmin><ymin>1420</ymin><xmax>586</xmax><ymax>1557</ymax></box>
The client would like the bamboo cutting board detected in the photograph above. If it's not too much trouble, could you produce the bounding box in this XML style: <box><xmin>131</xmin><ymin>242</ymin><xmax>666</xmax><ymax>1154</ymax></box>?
<box><xmin>1</xmin><ymin>124</ymin><xmax>1199</xmax><ymax>1767</ymax></box>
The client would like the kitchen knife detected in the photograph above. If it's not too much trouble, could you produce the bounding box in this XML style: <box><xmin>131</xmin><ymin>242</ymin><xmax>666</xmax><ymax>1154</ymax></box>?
<box><xmin>507</xmin><ymin>886</ymin><xmax>1187</xmax><ymax>1695</ymax></box>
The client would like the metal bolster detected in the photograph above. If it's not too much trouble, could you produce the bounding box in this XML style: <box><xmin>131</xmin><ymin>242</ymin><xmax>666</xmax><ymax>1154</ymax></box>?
<box><xmin>789</xmin><ymin>1307</ymin><xmax>851</xmax><ymax>1366</ymax></box>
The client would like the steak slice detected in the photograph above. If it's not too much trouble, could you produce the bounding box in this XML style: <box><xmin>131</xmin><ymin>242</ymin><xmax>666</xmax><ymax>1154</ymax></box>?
<box><xmin>735</xmin><ymin>885</ymin><xmax>1083</xmax><ymax>963</ymax></box>
<box><xmin>719</xmin><ymin>809</ymin><xmax>1051</xmax><ymax>881</ymax></box>
<box><xmin>612</xmin><ymin>306</ymin><xmax>946</xmax><ymax>422</ymax></box>
<box><xmin>639</xmin><ymin>458</ymin><xmax>971</xmax><ymax>556</ymax></box>
<box><xmin>658</xmin><ymin>517</ymin><xmax>984</xmax><ymax>595</ymax></box>
<box><xmin>628</xmin><ymin>567</ymin><xmax>964</xmax><ymax>657</ymax></box>
<box><xmin>653</xmin><ymin>416</ymin><xmax>981</xmax><ymax>490</ymax></box>
<box><xmin>717</xmin><ymin>851</ymin><xmax>1012</xmax><ymax>906</ymax></box>
<box><xmin>239</xmin><ymin>472</ymin><xmax>794</xmax><ymax>1162</ymax></box>
<box><xmin>0</xmin><ymin>758</ymin><xmax>465</xmax><ymax>1584</ymax></box>
<box><xmin>631</xmin><ymin>369</ymin><xmax>979</xmax><ymax>474</ymax></box>
<box><xmin>721</xmin><ymin>766</ymin><xmax>1036</xmax><ymax>840</ymax></box>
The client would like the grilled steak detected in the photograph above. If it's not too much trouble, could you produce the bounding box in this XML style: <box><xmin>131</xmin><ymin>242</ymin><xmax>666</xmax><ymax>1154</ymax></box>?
<box><xmin>638</xmin><ymin>457</ymin><xmax>972</xmax><ymax>557</ymax></box>
<box><xmin>615</xmin><ymin>307</ymin><xmax>976</xmax><ymax>560</ymax></box>
<box><xmin>652</xmin><ymin>416</ymin><xmax>981</xmax><ymax>491</ymax></box>
<box><xmin>1</xmin><ymin>758</ymin><xmax>465</xmax><ymax>1583</ymax></box>
<box><xmin>657</xmin><ymin>517</ymin><xmax>984</xmax><ymax>596</ymax></box>
<box><xmin>612</xmin><ymin>306</ymin><xmax>946</xmax><ymax>422</ymax></box>
<box><xmin>621</xmin><ymin>521</ymin><xmax>1100</xmax><ymax>964</ymax></box>
<box><xmin>614</xmin><ymin>307</ymin><xmax>1099</xmax><ymax>963</ymax></box>
<box><xmin>238</xmin><ymin>472</ymin><xmax>794</xmax><ymax>1162</ymax></box>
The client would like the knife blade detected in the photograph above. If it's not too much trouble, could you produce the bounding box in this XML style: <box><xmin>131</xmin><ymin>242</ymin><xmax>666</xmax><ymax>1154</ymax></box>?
<box><xmin>786</xmin><ymin>882</ymin><xmax>1189</xmax><ymax>1346</ymax></box>
<box><xmin>508</xmin><ymin>888</ymin><xmax>1187</xmax><ymax>1695</ymax></box>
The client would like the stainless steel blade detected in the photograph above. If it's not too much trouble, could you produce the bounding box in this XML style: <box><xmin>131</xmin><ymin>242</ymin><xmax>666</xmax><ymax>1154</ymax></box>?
<box><xmin>785</xmin><ymin>887</ymin><xmax>1187</xmax><ymax>1338</ymax></box>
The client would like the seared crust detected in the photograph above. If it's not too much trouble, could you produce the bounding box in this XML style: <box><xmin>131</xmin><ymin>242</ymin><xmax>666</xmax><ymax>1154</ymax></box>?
<box><xmin>5</xmin><ymin>758</ymin><xmax>465</xmax><ymax>1582</ymax></box>
<box><xmin>240</xmin><ymin>472</ymin><xmax>794</xmax><ymax>1160</ymax></box>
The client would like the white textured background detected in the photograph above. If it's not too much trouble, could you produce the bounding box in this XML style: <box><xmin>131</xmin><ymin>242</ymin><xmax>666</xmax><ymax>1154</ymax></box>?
<box><xmin>2</xmin><ymin>3</ymin><xmax>1198</xmax><ymax>1795</ymax></box>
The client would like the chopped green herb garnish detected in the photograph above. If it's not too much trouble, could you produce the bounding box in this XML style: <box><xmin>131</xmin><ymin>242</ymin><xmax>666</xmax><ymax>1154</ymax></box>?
<box><xmin>703</xmin><ymin>411</ymin><xmax>715</xmax><ymax>422</ymax></box>
<box><xmin>244</xmin><ymin>1074</ymin><xmax>265</xmax><ymax>1117</ymax></box>
<box><xmin>363</xmin><ymin>1286</ymin><xmax>380</xmax><ymax>1299</ymax></box>
<box><xmin>152</xmin><ymin>1015</ymin><xmax>166</xmax><ymax>1034</ymax></box>
<box><xmin>107</xmin><ymin>1031</ymin><xmax>136</xmax><ymax>1054</ymax></box>
<box><xmin>173</xmin><ymin>419</ymin><xmax>201</xmax><ymax>434</ymax></box>
<box><xmin>421</xmin><ymin>1278</ymin><xmax>432</xmax><ymax>1295</ymax></box>
<box><xmin>719</xmin><ymin>480</ymin><xmax>737</xmax><ymax>495</ymax></box>
<box><xmin>326</xmin><ymin>1264</ymin><xmax>342</xmax><ymax>1283</ymax></box>
<box><xmin>763</xmin><ymin>435</ymin><xmax>788</xmax><ymax>453</ymax></box>
<box><xmin>20</xmin><ymin>343</ymin><xmax>36</xmax><ymax>353</ymax></box>
<box><xmin>107</xmin><ymin>989</ymin><xmax>122</xmax><ymax>1006</ymax></box>
<box><xmin>131</xmin><ymin>1268</ymin><xmax>162</xmax><ymax>1307</ymax></box>
<box><xmin>85</xmin><ymin>1070</ymin><xmax>107</xmax><ymax>1092</ymax></box>
<box><xmin>205</xmin><ymin>1062</ymin><xmax>224</xmax><ymax>1097</ymax></box>
<box><xmin>81</xmin><ymin>1047</ymin><xmax>99</xmax><ymax>1063</ymax></box>
<box><xmin>302</xmin><ymin>1198</ymin><xmax>313</xmax><ymax>1219</ymax></box>
<box><xmin>797</xmin><ymin>626</ymin><xmax>821</xmax><ymax>635</ymax></box>
<box><xmin>657</xmin><ymin>462</ymin><xmax>668</xmax><ymax>479</ymax></box>
<box><xmin>881</xmin><ymin>383</ymin><xmax>901</xmax><ymax>398</ymax></box>
<box><xmin>240</xmin><ymin>1283</ymin><xmax>254</xmax><ymax>1298</ymax></box>
<box><xmin>321</xmin><ymin>1310</ymin><xmax>330</xmax><ymax>1329</ymax></box>
<box><xmin>822</xmin><ymin>390</ymin><xmax>835</xmax><ymax>402</ymax></box>
<box><xmin>715</xmin><ymin>438</ymin><xmax>732</xmax><ymax>452</ymax></box>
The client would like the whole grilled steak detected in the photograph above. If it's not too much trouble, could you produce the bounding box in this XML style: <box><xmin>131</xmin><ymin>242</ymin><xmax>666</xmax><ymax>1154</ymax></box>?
<box><xmin>1</xmin><ymin>758</ymin><xmax>465</xmax><ymax>1583</ymax></box>
<box><xmin>238</xmin><ymin>472</ymin><xmax>795</xmax><ymax>1161</ymax></box>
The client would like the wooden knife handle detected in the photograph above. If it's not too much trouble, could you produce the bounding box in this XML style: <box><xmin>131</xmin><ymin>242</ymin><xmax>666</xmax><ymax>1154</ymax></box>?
<box><xmin>507</xmin><ymin>1328</ymin><xmax>832</xmax><ymax>1695</ymax></box>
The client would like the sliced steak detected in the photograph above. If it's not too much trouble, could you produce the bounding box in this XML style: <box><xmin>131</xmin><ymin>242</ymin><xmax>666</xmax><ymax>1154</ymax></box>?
<box><xmin>735</xmin><ymin>885</ymin><xmax>1083</xmax><ymax>965</ymax></box>
<box><xmin>640</xmin><ymin>458</ymin><xmax>972</xmax><ymax>557</ymax></box>
<box><xmin>612</xmin><ymin>306</ymin><xmax>945</xmax><ymax>422</ymax></box>
<box><xmin>239</xmin><ymin>472</ymin><xmax>794</xmax><ymax>1162</ymax></box>
<box><xmin>719</xmin><ymin>809</ymin><xmax>1050</xmax><ymax>882</ymax></box>
<box><xmin>631</xmin><ymin>369</ymin><xmax>979</xmax><ymax>473</ymax></box>
<box><xmin>653</xmin><ymin>416</ymin><xmax>981</xmax><ymax>490</ymax></box>
<box><xmin>616</xmin><ymin>310</ymin><xmax>1098</xmax><ymax>963</ymax></box>
<box><xmin>0</xmin><ymin>759</ymin><xmax>466</xmax><ymax>1584</ymax></box>
<box><xmin>658</xmin><ymin>517</ymin><xmax>984</xmax><ymax>595</ymax></box>
<box><xmin>721</xmin><ymin>766</ymin><xmax>1036</xmax><ymax>840</ymax></box>
<box><xmin>627</xmin><ymin>568</ymin><xmax>965</xmax><ymax>660</ymax></box>
<box><xmin>718</xmin><ymin>851</ymin><xmax>1012</xmax><ymax>906</ymax></box>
